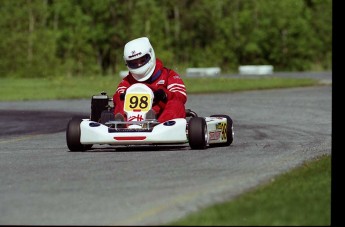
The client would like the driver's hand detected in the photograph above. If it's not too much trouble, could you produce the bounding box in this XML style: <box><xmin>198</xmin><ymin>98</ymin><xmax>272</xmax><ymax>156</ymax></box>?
<box><xmin>154</xmin><ymin>89</ymin><xmax>167</xmax><ymax>102</ymax></box>
<box><xmin>119</xmin><ymin>92</ymin><xmax>126</xmax><ymax>100</ymax></box>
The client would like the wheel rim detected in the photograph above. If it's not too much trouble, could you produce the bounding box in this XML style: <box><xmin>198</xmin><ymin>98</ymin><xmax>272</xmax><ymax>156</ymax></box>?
<box><xmin>204</xmin><ymin>124</ymin><xmax>208</xmax><ymax>145</ymax></box>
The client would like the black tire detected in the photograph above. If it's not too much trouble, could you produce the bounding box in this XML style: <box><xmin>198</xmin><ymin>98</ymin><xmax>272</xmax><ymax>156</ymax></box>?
<box><xmin>185</xmin><ymin>109</ymin><xmax>198</xmax><ymax>118</ymax></box>
<box><xmin>66</xmin><ymin>117</ymin><xmax>92</xmax><ymax>152</ymax></box>
<box><xmin>210</xmin><ymin>114</ymin><xmax>234</xmax><ymax>146</ymax></box>
<box><xmin>188</xmin><ymin>117</ymin><xmax>208</xmax><ymax>149</ymax></box>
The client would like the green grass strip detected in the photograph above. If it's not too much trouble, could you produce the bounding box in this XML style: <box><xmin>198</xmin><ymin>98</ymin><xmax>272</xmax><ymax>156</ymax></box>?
<box><xmin>0</xmin><ymin>76</ymin><xmax>319</xmax><ymax>101</ymax></box>
<box><xmin>169</xmin><ymin>154</ymin><xmax>331</xmax><ymax>226</ymax></box>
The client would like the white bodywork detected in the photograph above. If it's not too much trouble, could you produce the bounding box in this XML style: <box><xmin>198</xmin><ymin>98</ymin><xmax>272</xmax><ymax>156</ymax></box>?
<box><xmin>80</xmin><ymin>118</ymin><xmax>188</xmax><ymax>145</ymax></box>
<box><xmin>204</xmin><ymin>116</ymin><xmax>231</xmax><ymax>145</ymax></box>
<box><xmin>79</xmin><ymin>117</ymin><xmax>229</xmax><ymax>146</ymax></box>
<box><xmin>78</xmin><ymin>83</ymin><xmax>231</xmax><ymax>147</ymax></box>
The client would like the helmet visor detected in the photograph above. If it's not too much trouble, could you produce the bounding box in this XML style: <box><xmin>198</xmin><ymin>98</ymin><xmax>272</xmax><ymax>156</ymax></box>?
<box><xmin>126</xmin><ymin>54</ymin><xmax>151</xmax><ymax>69</ymax></box>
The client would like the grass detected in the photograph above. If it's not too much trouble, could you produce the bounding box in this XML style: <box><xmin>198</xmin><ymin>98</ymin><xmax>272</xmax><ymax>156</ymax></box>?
<box><xmin>0</xmin><ymin>76</ymin><xmax>319</xmax><ymax>101</ymax></box>
<box><xmin>183</xmin><ymin>76</ymin><xmax>319</xmax><ymax>93</ymax></box>
<box><xmin>169</xmin><ymin>154</ymin><xmax>331</xmax><ymax>226</ymax></box>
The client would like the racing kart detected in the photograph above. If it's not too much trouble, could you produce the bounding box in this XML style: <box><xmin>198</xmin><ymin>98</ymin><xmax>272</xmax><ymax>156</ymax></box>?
<box><xmin>66</xmin><ymin>83</ymin><xmax>234</xmax><ymax>151</ymax></box>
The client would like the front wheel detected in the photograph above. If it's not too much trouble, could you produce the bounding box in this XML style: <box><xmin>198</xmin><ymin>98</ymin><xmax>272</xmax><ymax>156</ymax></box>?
<box><xmin>188</xmin><ymin>117</ymin><xmax>208</xmax><ymax>149</ymax></box>
<box><xmin>210</xmin><ymin>114</ymin><xmax>234</xmax><ymax>146</ymax></box>
<box><xmin>66</xmin><ymin>117</ymin><xmax>93</xmax><ymax>152</ymax></box>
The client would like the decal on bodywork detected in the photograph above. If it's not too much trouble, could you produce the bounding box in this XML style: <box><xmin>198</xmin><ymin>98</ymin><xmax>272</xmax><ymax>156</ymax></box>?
<box><xmin>209</xmin><ymin>131</ymin><xmax>221</xmax><ymax>140</ymax></box>
<box><xmin>220</xmin><ymin>122</ymin><xmax>227</xmax><ymax>140</ymax></box>
<box><xmin>209</xmin><ymin>123</ymin><xmax>227</xmax><ymax>141</ymax></box>
<box><xmin>124</xmin><ymin>94</ymin><xmax>151</xmax><ymax>112</ymax></box>
<box><xmin>216</xmin><ymin>123</ymin><xmax>223</xmax><ymax>130</ymax></box>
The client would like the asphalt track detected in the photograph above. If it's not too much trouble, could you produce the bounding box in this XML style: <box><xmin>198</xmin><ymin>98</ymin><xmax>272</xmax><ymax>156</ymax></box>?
<box><xmin>0</xmin><ymin>77</ymin><xmax>332</xmax><ymax>225</ymax></box>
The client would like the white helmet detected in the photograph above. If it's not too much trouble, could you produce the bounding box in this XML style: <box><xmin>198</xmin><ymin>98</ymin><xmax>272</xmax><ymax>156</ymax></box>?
<box><xmin>124</xmin><ymin>37</ymin><xmax>156</xmax><ymax>82</ymax></box>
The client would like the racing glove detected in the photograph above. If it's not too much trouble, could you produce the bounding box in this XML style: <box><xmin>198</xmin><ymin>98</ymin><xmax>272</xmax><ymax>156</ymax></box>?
<box><xmin>154</xmin><ymin>89</ymin><xmax>167</xmax><ymax>102</ymax></box>
<box><xmin>119</xmin><ymin>92</ymin><xmax>126</xmax><ymax>100</ymax></box>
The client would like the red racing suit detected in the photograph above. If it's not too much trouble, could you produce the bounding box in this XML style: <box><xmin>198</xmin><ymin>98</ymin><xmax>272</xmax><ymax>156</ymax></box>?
<box><xmin>113</xmin><ymin>59</ymin><xmax>187</xmax><ymax>123</ymax></box>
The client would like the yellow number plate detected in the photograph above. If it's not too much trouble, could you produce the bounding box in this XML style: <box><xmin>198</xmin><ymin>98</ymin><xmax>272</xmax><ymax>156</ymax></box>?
<box><xmin>124</xmin><ymin>94</ymin><xmax>152</xmax><ymax>112</ymax></box>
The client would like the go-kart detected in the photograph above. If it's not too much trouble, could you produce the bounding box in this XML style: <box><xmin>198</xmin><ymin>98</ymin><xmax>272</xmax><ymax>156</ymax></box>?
<box><xmin>66</xmin><ymin>83</ymin><xmax>234</xmax><ymax>151</ymax></box>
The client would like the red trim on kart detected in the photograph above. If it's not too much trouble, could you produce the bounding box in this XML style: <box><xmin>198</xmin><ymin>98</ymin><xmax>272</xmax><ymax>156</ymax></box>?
<box><xmin>113</xmin><ymin>136</ymin><xmax>147</xmax><ymax>141</ymax></box>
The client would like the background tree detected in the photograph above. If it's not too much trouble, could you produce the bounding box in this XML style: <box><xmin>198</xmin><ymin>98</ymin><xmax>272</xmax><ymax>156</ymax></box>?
<box><xmin>0</xmin><ymin>0</ymin><xmax>332</xmax><ymax>78</ymax></box>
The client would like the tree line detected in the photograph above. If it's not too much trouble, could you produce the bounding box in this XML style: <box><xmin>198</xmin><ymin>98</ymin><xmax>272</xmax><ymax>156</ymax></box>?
<box><xmin>0</xmin><ymin>0</ymin><xmax>332</xmax><ymax>78</ymax></box>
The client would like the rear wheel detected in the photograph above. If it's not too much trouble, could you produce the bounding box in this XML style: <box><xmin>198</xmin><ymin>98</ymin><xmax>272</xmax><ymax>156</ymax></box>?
<box><xmin>185</xmin><ymin>109</ymin><xmax>198</xmax><ymax>118</ymax></box>
<box><xmin>66</xmin><ymin>117</ymin><xmax>92</xmax><ymax>152</ymax></box>
<box><xmin>210</xmin><ymin>114</ymin><xmax>234</xmax><ymax>146</ymax></box>
<box><xmin>188</xmin><ymin>117</ymin><xmax>208</xmax><ymax>149</ymax></box>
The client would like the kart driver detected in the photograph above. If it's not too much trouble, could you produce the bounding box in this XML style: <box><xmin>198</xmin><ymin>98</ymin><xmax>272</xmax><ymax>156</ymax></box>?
<box><xmin>113</xmin><ymin>37</ymin><xmax>187</xmax><ymax>123</ymax></box>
